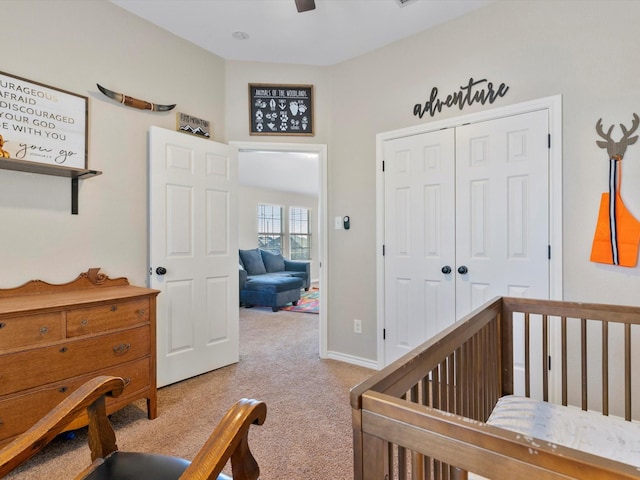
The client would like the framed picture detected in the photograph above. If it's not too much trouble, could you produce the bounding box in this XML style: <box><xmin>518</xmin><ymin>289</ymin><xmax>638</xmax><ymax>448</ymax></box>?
<box><xmin>0</xmin><ymin>71</ymin><xmax>88</xmax><ymax>169</ymax></box>
<box><xmin>249</xmin><ymin>83</ymin><xmax>313</xmax><ymax>136</ymax></box>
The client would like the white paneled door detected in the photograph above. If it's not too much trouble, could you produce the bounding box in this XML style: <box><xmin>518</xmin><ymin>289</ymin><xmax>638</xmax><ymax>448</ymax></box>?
<box><xmin>384</xmin><ymin>110</ymin><xmax>550</xmax><ymax>365</ymax></box>
<box><xmin>149</xmin><ymin>126</ymin><xmax>239</xmax><ymax>388</ymax></box>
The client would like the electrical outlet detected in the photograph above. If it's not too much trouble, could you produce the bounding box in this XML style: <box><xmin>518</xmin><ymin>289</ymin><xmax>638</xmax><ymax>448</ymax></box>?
<box><xmin>354</xmin><ymin>319</ymin><xmax>362</xmax><ymax>334</ymax></box>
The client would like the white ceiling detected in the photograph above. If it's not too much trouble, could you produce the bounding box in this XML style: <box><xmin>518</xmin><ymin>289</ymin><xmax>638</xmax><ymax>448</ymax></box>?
<box><xmin>110</xmin><ymin>0</ymin><xmax>493</xmax><ymax>196</ymax></box>
<box><xmin>111</xmin><ymin>0</ymin><xmax>493</xmax><ymax>67</ymax></box>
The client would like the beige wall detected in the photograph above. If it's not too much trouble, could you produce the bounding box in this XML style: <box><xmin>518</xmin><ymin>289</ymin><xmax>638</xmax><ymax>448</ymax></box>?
<box><xmin>3</xmin><ymin>1</ymin><xmax>640</xmax><ymax>366</ymax></box>
<box><xmin>321</xmin><ymin>0</ymin><xmax>640</xmax><ymax>362</ymax></box>
<box><xmin>0</xmin><ymin>0</ymin><xmax>226</xmax><ymax>288</ymax></box>
<box><xmin>238</xmin><ymin>185</ymin><xmax>319</xmax><ymax>281</ymax></box>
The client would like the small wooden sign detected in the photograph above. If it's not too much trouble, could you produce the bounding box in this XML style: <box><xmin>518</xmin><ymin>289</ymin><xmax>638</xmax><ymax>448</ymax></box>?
<box><xmin>0</xmin><ymin>71</ymin><xmax>88</xmax><ymax>168</ymax></box>
<box><xmin>249</xmin><ymin>83</ymin><xmax>313</xmax><ymax>136</ymax></box>
<box><xmin>176</xmin><ymin>112</ymin><xmax>210</xmax><ymax>139</ymax></box>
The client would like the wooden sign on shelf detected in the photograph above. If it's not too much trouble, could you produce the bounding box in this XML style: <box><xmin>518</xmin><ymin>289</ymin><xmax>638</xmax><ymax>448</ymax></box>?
<box><xmin>0</xmin><ymin>71</ymin><xmax>88</xmax><ymax>169</ymax></box>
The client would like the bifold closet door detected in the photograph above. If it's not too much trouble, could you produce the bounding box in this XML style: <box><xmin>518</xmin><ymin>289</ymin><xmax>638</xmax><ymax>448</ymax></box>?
<box><xmin>383</xmin><ymin>128</ymin><xmax>456</xmax><ymax>364</ymax></box>
<box><xmin>383</xmin><ymin>109</ymin><xmax>550</xmax><ymax>366</ymax></box>
<box><xmin>455</xmin><ymin>110</ymin><xmax>550</xmax><ymax>315</ymax></box>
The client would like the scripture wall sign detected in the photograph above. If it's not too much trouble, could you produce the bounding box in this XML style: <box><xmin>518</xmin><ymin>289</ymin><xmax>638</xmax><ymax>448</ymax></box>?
<box><xmin>0</xmin><ymin>71</ymin><xmax>88</xmax><ymax>169</ymax></box>
<box><xmin>249</xmin><ymin>83</ymin><xmax>314</xmax><ymax>136</ymax></box>
<box><xmin>413</xmin><ymin>77</ymin><xmax>509</xmax><ymax>119</ymax></box>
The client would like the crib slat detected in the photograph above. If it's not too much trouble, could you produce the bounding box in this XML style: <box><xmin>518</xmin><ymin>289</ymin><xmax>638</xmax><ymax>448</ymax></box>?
<box><xmin>625</xmin><ymin>323</ymin><xmax>631</xmax><ymax>421</ymax></box>
<box><xmin>602</xmin><ymin>321</ymin><xmax>609</xmax><ymax>416</ymax></box>
<box><xmin>464</xmin><ymin>341</ymin><xmax>471</xmax><ymax>417</ymax></box>
<box><xmin>581</xmin><ymin>318</ymin><xmax>588</xmax><ymax>411</ymax></box>
<box><xmin>561</xmin><ymin>316</ymin><xmax>567</xmax><ymax>406</ymax></box>
<box><xmin>448</xmin><ymin>352</ymin><xmax>455</xmax><ymax>413</ymax></box>
<box><xmin>454</xmin><ymin>347</ymin><xmax>461</xmax><ymax>414</ymax></box>
<box><xmin>524</xmin><ymin>313</ymin><xmax>530</xmax><ymax>398</ymax></box>
<box><xmin>439</xmin><ymin>359</ymin><xmax>448</xmax><ymax>414</ymax></box>
<box><xmin>543</xmin><ymin>314</ymin><xmax>549</xmax><ymax>402</ymax></box>
<box><xmin>472</xmin><ymin>333</ymin><xmax>479</xmax><ymax>419</ymax></box>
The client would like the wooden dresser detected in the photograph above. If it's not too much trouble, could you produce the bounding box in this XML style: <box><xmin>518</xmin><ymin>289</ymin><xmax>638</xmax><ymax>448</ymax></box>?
<box><xmin>0</xmin><ymin>268</ymin><xmax>159</xmax><ymax>445</ymax></box>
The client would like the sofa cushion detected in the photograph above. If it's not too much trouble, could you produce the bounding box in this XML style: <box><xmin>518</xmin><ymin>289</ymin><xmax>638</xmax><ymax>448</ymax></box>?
<box><xmin>261</xmin><ymin>249</ymin><xmax>285</xmax><ymax>273</ymax></box>
<box><xmin>243</xmin><ymin>275</ymin><xmax>303</xmax><ymax>293</ymax></box>
<box><xmin>239</xmin><ymin>248</ymin><xmax>267</xmax><ymax>275</ymax></box>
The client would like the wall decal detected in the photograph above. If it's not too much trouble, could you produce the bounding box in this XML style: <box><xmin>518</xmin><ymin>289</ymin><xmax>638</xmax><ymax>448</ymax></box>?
<box><xmin>590</xmin><ymin>113</ymin><xmax>640</xmax><ymax>267</ymax></box>
<box><xmin>413</xmin><ymin>77</ymin><xmax>509</xmax><ymax>119</ymax></box>
<box><xmin>96</xmin><ymin>84</ymin><xmax>175</xmax><ymax>112</ymax></box>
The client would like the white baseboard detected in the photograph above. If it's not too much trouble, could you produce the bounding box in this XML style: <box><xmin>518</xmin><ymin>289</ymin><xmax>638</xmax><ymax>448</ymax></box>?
<box><xmin>324</xmin><ymin>350</ymin><xmax>378</xmax><ymax>370</ymax></box>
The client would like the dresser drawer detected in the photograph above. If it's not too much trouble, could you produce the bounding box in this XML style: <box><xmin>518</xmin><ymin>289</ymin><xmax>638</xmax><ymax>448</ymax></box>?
<box><xmin>0</xmin><ymin>326</ymin><xmax>150</xmax><ymax>396</ymax></box>
<box><xmin>66</xmin><ymin>298</ymin><xmax>150</xmax><ymax>337</ymax></box>
<box><xmin>0</xmin><ymin>357</ymin><xmax>151</xmax><ymax>442</ymax></box>
<box><xmin>0</xmin><ymin>312</ymin><xmax>64</xmax><ymax>351</ymax></box>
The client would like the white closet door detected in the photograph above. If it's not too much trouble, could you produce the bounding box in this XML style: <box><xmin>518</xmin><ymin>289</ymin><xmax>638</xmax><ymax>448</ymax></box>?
<box><xmin>383</xmin><ymin>110</ymin><xmax>550</xmax><ymax>367</ymax></box>
<box><xmin>455</xmin><ymin>110</ymin><xmax>549</xmax><ymax>315</ymax></box>
<box><xmin>383</xmin><ymin>128</ymin><xmax>456</xmax><ymax>364</ymax></box>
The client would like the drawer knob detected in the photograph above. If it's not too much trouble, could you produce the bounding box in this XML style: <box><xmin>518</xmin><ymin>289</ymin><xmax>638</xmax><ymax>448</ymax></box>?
<box><xmin>138</xmin><ymin>309</ymin><xmax>146</xmax><ymax>316</ymax></box>
<box><xmin>58</xmin><ymin>386</ymin><xmax>68</xmax><ymax>393</ymax></box>
<box><xmin>0</xmin><ymin>323</ymin><xmax>5</xmax><ymax>329</ymax></box>
<box><xmin>81</xmin><ymin>319</ymin><xmax>89</xmax><ymax>327</ymax></box>
<box><xmin>111</xmin><ymin>305</ymin><xmax>118</xmax><ymax>312</ymax></box>
<box><xmin>40</xmin><ymin>326</ymin><xmax>49</xmax><ymax>334</ymax></box>
<box><xmin>59</xmin><ymin>347</ymin><xmax>68</xmax><ymax>353</ymax></box>
<box><xmin>113</xmin><ymin>343</ymin><xmax>131</xmax><ymax>356</ymax></box>
<box><xmin>123</xmin><ymin>377</ymin><xmax>131</xmax><ymax>386</ymax></box>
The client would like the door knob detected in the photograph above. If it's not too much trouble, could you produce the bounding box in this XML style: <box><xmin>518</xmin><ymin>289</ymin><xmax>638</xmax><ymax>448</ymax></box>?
<box><xmin>441</xmin><ymin>265</ymin><xmax>452</xmax><ymax>274</ymax></box>
<box><xmin>156</xmin><ymin>267</ymin><xmax>167</xmax><ymax>275</ymax></box>
<box><xmin>457</xmin><ymin>266</ymin><xmax>468</xmax><ymax>275</ymax></box>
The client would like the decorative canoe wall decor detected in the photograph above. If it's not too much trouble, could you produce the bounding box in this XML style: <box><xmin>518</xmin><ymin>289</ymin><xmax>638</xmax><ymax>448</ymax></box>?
<box><xmin>96</xmin><ymin>84</ymin><xmax>175</xmax><ymax>112</ymax></box>
<box><xmin>590</xmin><ymin>113</ymin><xmax>640</xmax><ymax>267</ymax></box>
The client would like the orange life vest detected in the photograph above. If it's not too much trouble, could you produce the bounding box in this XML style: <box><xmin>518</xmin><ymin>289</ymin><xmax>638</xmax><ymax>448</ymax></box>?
<box><xmin>590</xmin><ymin>190</ymin><xmax>640</xmax><ymax>267</ymax></box>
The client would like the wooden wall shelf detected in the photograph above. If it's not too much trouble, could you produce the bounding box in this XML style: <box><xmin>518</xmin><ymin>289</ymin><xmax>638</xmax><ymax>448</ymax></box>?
<box><xmin>0</xmin><ymin>157</ymin><xmax>102</xmax><ymax>214</ymax></box>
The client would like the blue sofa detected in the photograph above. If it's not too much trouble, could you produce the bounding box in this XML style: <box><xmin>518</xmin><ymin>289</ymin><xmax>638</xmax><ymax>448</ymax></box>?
<box><xmin>239</xmin><ymin>249</ymin><xmax>311</xmax><ymax>311</ymax></box>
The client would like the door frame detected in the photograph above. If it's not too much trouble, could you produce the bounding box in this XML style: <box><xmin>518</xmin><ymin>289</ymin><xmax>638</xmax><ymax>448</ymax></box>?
<box><xmin>375</xmin><ymin>95</ymin><xmax>563</xmax><ymax>369</ymax></box>
<box><xmin>231</xmin><ymin>140</ymin><xmax>328</xmax><ymax>359</ymax></box>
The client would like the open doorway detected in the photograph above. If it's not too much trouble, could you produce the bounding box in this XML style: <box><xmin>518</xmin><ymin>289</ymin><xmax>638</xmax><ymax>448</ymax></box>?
<box><xmin>231</xmin><ymin>141</ymin><xmax>328</xmax><ymax>358</ymax></box>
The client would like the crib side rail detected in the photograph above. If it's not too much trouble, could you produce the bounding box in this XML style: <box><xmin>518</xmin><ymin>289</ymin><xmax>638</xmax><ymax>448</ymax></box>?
<box><xmin>351</xmin><ymin>297</ymin><xmax>505</xmax><ymax>480</ymax></box>
<box><xmin>361</xmin><ymin>390</ymin><xmax>640</xmax><ymax>480</ymax></box>
<box><xmin>501</xmin><ymin>297</ymin><xmax>640</xmax><ymax>420</ymax></box>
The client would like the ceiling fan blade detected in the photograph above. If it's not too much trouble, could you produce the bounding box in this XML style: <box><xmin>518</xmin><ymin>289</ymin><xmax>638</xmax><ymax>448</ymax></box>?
<box><xmin>295</xmin><ymin>0</ymin><xmax>316</xmax><ymax>13</ymax></box>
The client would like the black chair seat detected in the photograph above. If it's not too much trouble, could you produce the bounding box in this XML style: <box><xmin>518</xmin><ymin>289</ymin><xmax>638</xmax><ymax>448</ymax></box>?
<box><xmin>84</xmin><ymin>451</ymin><xmax>232</xmax><ymax>480</ymax></box>
<box><xmin>85</xmin><ymin>452</ymin><xmax>188</xmax><ymax>480</ymax></box>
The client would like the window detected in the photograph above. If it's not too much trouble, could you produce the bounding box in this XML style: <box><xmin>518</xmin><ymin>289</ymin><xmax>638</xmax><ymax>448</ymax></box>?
<box><xmin>289</xmin><ymin>207</ymin><xmax>311</xmax><ymax>260</ymax></box>
<box><xmin>257</xmin><ymin>204</ymin><xmax>283</xmax><ymax>253</ymax></box>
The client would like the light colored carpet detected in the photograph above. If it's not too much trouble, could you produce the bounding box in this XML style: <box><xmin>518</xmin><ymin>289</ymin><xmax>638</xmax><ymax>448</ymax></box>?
<box><xmin>5</xmin><ymin>307</ymin><xmax>373</xmax><ymax>479</ymax></box>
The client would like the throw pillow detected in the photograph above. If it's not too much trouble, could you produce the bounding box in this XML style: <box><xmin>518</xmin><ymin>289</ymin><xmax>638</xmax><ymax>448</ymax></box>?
<box><xmin>261</xmin><ymin>249</ymin><xmax>285</xmax><ymax>272</ymax></box>
<box><xmin>239</xmin><ymin>248</ymin><xmax>267</xmax><ymax>275</ymax></box>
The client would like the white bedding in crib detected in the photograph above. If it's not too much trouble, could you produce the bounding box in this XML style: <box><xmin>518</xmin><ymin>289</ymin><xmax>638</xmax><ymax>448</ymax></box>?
<box><xmin>485</xmin><ymin>395</ymin><xmax>640</xmax><ymax>467</ymax></box>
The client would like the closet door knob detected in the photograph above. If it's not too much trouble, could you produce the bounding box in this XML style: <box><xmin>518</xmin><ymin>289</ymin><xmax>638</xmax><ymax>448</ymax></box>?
<box><xmin>156</xmin><ymin>267</ymin><xmax>167</xmax><ymax>275</ymax></box>
<box><xmin>441</xmin><ymin>266</ymin><xmax>452</xmax><ymax>274</ymax></box>
<box><xmin>457</xmin><ymin>266</ymin><xmax>468</xmax><ymax>275</ymax></box>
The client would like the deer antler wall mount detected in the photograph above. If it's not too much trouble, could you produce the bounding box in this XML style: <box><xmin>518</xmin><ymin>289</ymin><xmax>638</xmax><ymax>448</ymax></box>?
<box><xmin>590</xmin><ymin>113</ymin><xmax>640</xmax><ymax>267</ymax></box>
